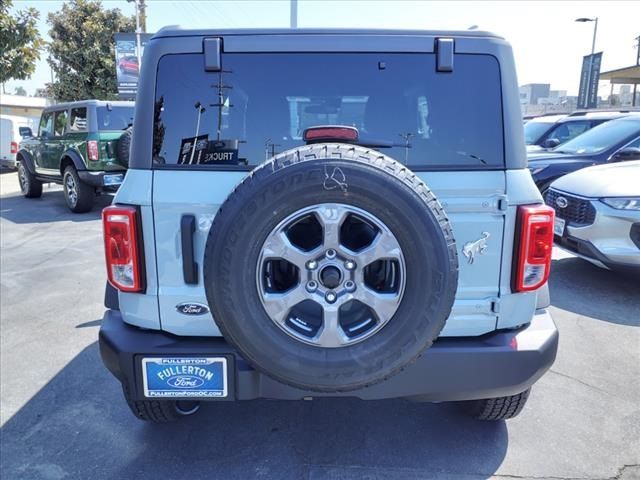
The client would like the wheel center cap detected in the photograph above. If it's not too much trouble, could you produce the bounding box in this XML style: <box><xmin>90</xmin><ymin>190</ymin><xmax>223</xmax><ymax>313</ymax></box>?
<box><xmin>319</xmin><ymin>266</ymin><xmax>342</xmax><ymax>289</ymax></box>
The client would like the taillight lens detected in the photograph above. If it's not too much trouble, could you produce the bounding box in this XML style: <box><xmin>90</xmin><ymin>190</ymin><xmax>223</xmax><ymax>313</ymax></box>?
<box><xmin>87</xmin><ymin>140</ymin><xmax>99</xmax><ymax>161</ymax></box>
<box><xmin>513</xmin><ymin>205</ymin><xmax>554</xmax><ymax>292</ymax></box>
<box><xmin>10</xmin><ymin>141</ymin><xmax>18</xmax><ymax>154</ymax></box>
<box><xmin>102</xmin><ymin>205</ymin><xmax>143</xmax><ymax>292</ymax></box>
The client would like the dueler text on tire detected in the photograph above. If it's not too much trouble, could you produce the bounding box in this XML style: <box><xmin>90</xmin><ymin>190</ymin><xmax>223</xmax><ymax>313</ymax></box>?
<box><xmin>203</xmin><ymin>143</ymin><xmax>459</xmax><ymax>392</ymax></box>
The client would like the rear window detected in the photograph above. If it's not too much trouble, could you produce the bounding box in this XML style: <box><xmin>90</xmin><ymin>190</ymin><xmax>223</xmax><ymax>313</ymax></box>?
<box><xmin>153</xmin><ymin>53</ymin><xmax>504</xmax><ymax>169</ymax></box>
<box><xmin>96</xmin><ymin>106</ymin><xmax>134</xmax><ymax>131</ymax></box>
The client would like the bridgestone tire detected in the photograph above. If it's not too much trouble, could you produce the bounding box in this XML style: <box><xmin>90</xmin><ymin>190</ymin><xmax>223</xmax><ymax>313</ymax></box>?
<box><xmin>121</xmin><ymin>384</ymin><xmax>200</xmax><ymax>423</ymax></box>
<box><xmin>116</xmin><ymin>127</ymin><xmax>132</xmax><ymax>167</ymax></box>
<box><xmin>18</xmin><ymin>161</ymin><xmax>42</xmax><ymax>198</ymax></box>
<box><xmin>204</xmin><ymin>143</ymin><xmax>458</xmax><ymax>393</ymax></box>
<box><xmin>463</xmin><ymin>388</ymin><xmax>531</xmax><ymax>421</ymax></box>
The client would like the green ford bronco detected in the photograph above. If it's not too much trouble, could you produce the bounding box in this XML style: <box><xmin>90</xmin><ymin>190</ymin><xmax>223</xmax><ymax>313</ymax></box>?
<box><xmin>17</xmin><ymin>100</ymin><xmax>134</xmax><ymax>212</ymax></box>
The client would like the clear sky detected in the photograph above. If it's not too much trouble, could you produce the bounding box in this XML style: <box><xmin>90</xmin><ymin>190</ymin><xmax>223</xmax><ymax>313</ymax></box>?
<box><xmin>6</xmin><ymin>0</ymin><xmax>640</xmax><ymax>96</ymax></box>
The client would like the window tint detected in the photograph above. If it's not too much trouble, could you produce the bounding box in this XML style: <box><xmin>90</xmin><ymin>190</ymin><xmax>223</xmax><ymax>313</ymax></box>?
<box><xmin>547</xmin><ymin>120</ymin><xmax>590</xmax><ymax>144</ymax></box>
<box><xmin>69</xmin><ymin>108</ymin><xmax>88</xmax><ymax>132</ymax></box>
<box><xmin>39</xmin><ymin>112</ymin><xmax>53</xmax><ymax>137</ymax></box>
<box><xmin>96</xmin><ymin>106</ymin><xmax>134</xmax><ymax>130</ymax></box>
<box><xmin>153</xmin><ymin>53</ymin><xmax>504</xmax><ymax>169</ymax></box>
<box><xmin>625</xmin><ymin>136</ymin><xmax>640</xmax><ymax>149</ymax></box>
<box><xmin>53</xmin><ymin>110</ymin><xmax>68</xmax><ymax>136</ymax></box>
<box><xmin>524</xmin><ymin>122</ymin><xmax>553</xmax><ymax>144</ymax></box>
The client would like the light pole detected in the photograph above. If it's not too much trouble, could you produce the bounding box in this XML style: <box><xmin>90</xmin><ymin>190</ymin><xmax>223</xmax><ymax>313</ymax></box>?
<box><xmin>127</xmin><ymin>0</ymin><xmax>142</xmax><ymax>68</ymax></box>
<box><xmin>290</xmin><ymin>0</ymin><xmax>297</xmax><ymax>28</ymax></box>
<box><xmin>633</xmin><ymin>35</ymin><xmax>639</xmax><ymax>107</ymax></box>
<box><xmin>575</xmin><ymin>17</ymin><xmax>598</xmax><ymax>109</ymax></box>
<box><xmin>189</xmin><ymin>102</ymin><xmax>206</xmax><ymax>165</ymax></box>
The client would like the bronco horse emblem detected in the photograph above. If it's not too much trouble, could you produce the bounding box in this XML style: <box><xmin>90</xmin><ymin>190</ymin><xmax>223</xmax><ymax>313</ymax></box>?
<box><xmin>462</xmin><ymin>232</ymin><xmax>491</xmax><ymax>264</ymax></box>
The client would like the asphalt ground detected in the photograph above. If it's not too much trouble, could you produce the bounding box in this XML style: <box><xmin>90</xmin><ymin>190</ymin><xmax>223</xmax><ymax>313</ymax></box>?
<box><xmin>1</xmin><ymin>169</ymin><xmax>638</xmax><ymax>480</ymax></box>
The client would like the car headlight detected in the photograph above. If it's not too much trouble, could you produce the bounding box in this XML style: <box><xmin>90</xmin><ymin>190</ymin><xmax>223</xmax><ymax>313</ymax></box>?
<box><xmin>600</xmin><ymin>197</ymin><xmax>640</xmax><ymax>211</ymax></box>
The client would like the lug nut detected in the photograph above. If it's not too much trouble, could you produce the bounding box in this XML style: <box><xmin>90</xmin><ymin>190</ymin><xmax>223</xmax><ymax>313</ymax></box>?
<box><xmin>344</xmin><ymin>260</ymin><xmax>356</xmax><ymax>270</ymax></box>
<box><xmin>306</xmin><ymin>260</ymin><xmax>318</xmax><ymax>270</ymax></box>
<box><xmin>344</xmin><ymin>281</ymin><xmax>355</xmax><ymax>292</ymax></box>
<box><xmin>326</xmin><ymin>249</ymin><xmax>337</xmax><ymax>259</ymax></box>
<box><xmin>306</xmin><ymin>281</ymin><xmax>318</xmax><ymax>292</ymax></box>
<box><xmin>325</xmin><ymin>291</ymin><xmax>337</xmax><ymax>303</ymax></box>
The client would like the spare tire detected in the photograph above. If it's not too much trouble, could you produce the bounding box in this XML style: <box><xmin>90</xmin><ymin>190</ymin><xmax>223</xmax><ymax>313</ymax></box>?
<box><xmin>116</xmin><ymin>126</ymin><xmax>132</xmax><ymax>167</ymax></box>
<box><xmin>204</xmin><ymin>143</ymin><xmax>458</xmax><ymax>392</ymax></box>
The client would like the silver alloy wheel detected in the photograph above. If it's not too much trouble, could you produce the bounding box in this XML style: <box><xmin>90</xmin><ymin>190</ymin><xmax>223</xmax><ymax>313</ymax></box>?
<box><xmin>18</xmin><ymin>163</ymin><xmax>28</xmax><ymax>193</ymax></box>
<box><xmin>257</xmin><ymin>203</ymin><xmax>406</xmax><ymax>348</ymax></box>
<box><xmin>64</xmin><ymin>171</ymin><xmax>77</xmax><ymax>207</ymax></box>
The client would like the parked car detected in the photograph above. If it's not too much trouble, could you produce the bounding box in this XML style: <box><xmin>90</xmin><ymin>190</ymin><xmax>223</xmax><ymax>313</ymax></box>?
<box><xmin>525</xmin><ymin>110</ymin><xmax>635</xmax><ymax>153</ymax></box>
<box><xmin>529</xmin><ymin>115</ymin><xmax>640</xmax><ymax>192</ymax></box>
<box><xmin>118</xmin><ymin>55</ymin><xmax>139</xmax><ymax>76</ymax></box>
<box><xmin>545</xmin><ymin>160</ymin><xmax>640</xmax><ymax>272</ymax></box>
<box><xmin>1</xmin><ymin>115</ymin><xmax>37</xmax><ymax>169</ymax></box>
<box><xmin>99</xmin><ymin>27</ymin><xmax>558</xmax><ymax>423</ymax></box>
<box><xmin>17</xmin><ymin>100</ymin><xmax>134</xmax><ymax>212</ymax></box>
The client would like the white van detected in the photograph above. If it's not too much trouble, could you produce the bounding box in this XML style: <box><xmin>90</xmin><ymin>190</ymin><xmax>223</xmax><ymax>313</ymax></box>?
<box><xmin>1</xmin><ymin>115</ymin><xmax>37</xmax><ymax>169</ymax></box>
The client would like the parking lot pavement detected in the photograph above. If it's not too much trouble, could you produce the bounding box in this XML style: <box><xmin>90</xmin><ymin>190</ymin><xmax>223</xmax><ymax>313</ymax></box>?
<box><xmin>1</xmin><ymin>169</ymin><xmax>638</xmax><ymax>480</ymax></box>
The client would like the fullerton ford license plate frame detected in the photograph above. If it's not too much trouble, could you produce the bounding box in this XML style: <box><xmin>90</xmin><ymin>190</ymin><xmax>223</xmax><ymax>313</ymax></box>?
<box><xmin>141</xmin><ymin>357</ymin><xmax>229</xmax><ymax>399</ymax></box>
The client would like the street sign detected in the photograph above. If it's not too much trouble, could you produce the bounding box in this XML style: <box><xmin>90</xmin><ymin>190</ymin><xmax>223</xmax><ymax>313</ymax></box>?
<box><xmin>577</xmin><ymin>52</ymin><xmax>603</xmax><ymax>109</ymax></box>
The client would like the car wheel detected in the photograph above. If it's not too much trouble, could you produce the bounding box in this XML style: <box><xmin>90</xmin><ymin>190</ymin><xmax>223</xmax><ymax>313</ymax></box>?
<box><xmin>121</xmin><ymin>383</ymin><xmax>200</xmax><ymax>423</ymax></box>
<box><xmin>462</xmin><ymin>388</ymin><xmax>531</xmax><ymax>421</ymax></box>
<box><xmin>204</xmin><ymin>143</ymin><xmax>459</xmax><ymax>393</ymax></box>
<box><xmin>63</xmin><ymin>166</ymin><xmax>94</xmax><ymax>213</ymax></box>
<box><xmin>18</xmin><ymin>161</ymin><xmax>43</xmax><ymax>198</ymax></box>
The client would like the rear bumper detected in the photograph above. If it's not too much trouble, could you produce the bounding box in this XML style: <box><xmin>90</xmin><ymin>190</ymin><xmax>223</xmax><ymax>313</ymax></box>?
<box><xmin>77</xmin><ymin>170</ymin><xmax>126</xmax><ymax>188</ymax></box>
<box><xmin>99</xmin><ymin>309</ymin><xmax>558</xmax><ymax>402</ymax></box>
<box><xmin>0</xmin><ymin>157</ymin><xmax>17</xmax><ymax>169</ymax></box>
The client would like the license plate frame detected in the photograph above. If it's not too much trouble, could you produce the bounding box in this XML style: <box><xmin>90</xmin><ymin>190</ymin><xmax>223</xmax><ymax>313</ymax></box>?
<box><xmin>553</xmin><ymin>216</ymin><xmax>566</xmax><ymax>237</ymax></box>
<box><xmin>141</xmin><ymin>357</ymin><xmax>228</xmax><ymax>399</ymax></box>
<box><xmin>103</xmin><ymin>173</ymin><xmax>124</xmax><ymax>186</ymax></box>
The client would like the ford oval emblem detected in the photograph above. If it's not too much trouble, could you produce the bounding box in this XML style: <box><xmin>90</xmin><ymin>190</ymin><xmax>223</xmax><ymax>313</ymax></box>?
<box><xmin>555</xmin><ymin>196</ymin><xmax>568</xmax><ymax>209</ymax></box>
<box><xmin>176</xmin><ymin>303</ymin><xmax>210</xmax><ymax>315</ymax></box>
<box><xmin>166</xmin><ymin>376</ymin><xmax>205</xmax><ymax>388</ymax></box>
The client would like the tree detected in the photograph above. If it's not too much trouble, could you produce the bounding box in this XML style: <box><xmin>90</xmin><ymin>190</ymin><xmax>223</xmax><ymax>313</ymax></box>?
<box><xmin>14</xmin><ymin>86</ymin><xmax>27</xmax><ymax>96</ymax></box>
<box><xmin>0</xmin><ymin>0</ymin><xmax>44</xmax><ymax>84</ymax></box>
<box><xmin>47</xmin><ymin>0</ymin><xmax>135</xmax><ymax>101</ymax></box>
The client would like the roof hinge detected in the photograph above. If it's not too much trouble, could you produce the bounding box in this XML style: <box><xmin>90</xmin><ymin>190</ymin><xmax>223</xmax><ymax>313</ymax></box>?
<box><xmin>204</xmin><ymin>37</ymin><xmax>222</xmax><ymax>72</ymax></box>
<box><xmin>435</xmin><ymin>38</ymin><xmax>454</xmax><ymax>73</ymax></box>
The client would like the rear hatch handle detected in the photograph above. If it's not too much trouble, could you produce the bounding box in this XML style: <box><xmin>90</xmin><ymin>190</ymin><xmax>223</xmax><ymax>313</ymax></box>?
<box><xmin>181</xmin><ymin>214</ymin><xmax>198</xmax><ymax>284</ymax></box>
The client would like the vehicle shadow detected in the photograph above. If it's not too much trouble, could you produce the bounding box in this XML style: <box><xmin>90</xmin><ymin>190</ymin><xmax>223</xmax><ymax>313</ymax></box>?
<box><xmin>0</xmin><ymin>190</ymin><xmax>111</xmax><ymax>224</ymax></box>
<box><xmin>549</xmin><ymin>257</ymin><xmax>640</xmax><ymax>327</ymax></box>
<box><xmin>0</xmin><ymin>343</ymin><xmax>509</xmax><ymax>480</ymax></box>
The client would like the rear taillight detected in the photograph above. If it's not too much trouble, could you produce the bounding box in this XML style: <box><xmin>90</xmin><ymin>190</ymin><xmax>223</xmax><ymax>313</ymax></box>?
<box><xmin>513</xmin><ymin>204</ymin><xmax>554</xmax><ymax>292</ymax></box>
<box><xmin>102</xmin><ymin>205</ymin><xmax>144</xmax><ymax>292</ymax></box>
<box><xmin>87</xmin><ymin>140</ymin><xmax>99</xmax><ymax>161</ymax></box>
<box><xmin>10</xmin><ymin>141</ymin><xmax>18</xmax><ymax>154</ymax></box>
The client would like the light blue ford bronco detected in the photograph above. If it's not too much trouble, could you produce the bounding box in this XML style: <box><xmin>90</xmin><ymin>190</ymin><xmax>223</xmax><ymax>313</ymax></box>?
<box><xmin>99</xmin><ymin>28</ymin><xmax>559</xmax><ymax>423</ymax></box>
